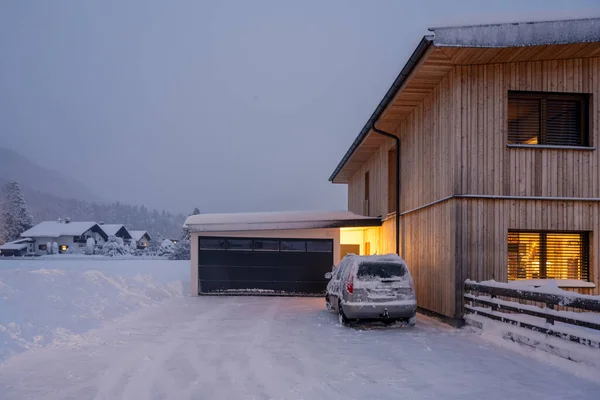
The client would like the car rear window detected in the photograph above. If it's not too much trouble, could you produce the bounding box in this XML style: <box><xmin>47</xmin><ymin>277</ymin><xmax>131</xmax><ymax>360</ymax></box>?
<box><xmin>356</xmin><ymin>262</ymin><xmax>406</xmax><ymax>281</ymax></box>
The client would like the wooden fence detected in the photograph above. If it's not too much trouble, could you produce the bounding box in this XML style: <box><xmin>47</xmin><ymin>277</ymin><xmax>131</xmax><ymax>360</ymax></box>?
<box><xmin>464</xmin><ymin>281</ymin><xmax>600</xmax><ymax>348</ymax></box>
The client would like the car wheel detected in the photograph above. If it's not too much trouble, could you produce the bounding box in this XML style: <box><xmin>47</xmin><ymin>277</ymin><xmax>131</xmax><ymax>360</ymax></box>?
<box><xmin>338</xmin><ymin>301</ymin><xmax>350</xmax><ymax>326</ymax></box>
<box><xmin>325</xmin><ymin>295</ymin><xmax>333</xmax><ymax>311</ymax></box>
<box><xmin>406</xmin><ymin>315</ymin><xmax>417</xmax><ymax>327</ymax></box>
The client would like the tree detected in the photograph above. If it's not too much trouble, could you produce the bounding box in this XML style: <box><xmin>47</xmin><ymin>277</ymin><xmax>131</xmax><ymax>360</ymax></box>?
<box><xmin>103</xmin><ymin>236</ymin><xmax>127</xmax><ymax>257</ymax></box>
<box><xmin>170</xmin><ymin>239</ymin><xmax>190</xmax><ymax>260</ymax></box>
<box><xmin>0</xmin><ymin>181</ymin><xmax>33</xmax><ymax>243</ymax></box>
<box><xmin>85</xmin><ymin>237</ymin><xmax>96</xmax><ymax>255</ymax></box>
<box><xmin>158</xmin><ymin>239</ymin><xmax>175</xmax><ymax>258</ymax></box>
<box><xmin>182</xmin><ymin>207</ymin><xmax>200</xmax><ymax>240</ymax></box>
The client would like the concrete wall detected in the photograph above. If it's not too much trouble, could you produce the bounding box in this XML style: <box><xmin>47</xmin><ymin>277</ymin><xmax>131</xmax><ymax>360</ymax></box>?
<box><xmin>190</xmin><ymin>228</ymin><xmax>340</xmax><ymax>296</ymax></box>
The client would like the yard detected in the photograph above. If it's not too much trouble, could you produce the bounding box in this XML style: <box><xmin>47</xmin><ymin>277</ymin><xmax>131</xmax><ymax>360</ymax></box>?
<box><xmin>0</xmin><ymin>259</ymin><xmax>599</xmax><ymax>399</ymax></box>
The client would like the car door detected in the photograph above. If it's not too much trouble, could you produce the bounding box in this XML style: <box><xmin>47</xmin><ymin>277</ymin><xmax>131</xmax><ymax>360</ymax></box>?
<box><xmin>329</xmin><ymin>258</ymin><xmax>347</xmax><ymax>309</ymax></box>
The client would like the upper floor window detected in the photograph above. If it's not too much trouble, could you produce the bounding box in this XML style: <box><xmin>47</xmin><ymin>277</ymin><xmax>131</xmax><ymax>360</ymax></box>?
<box><xmin>508</xmin><ymin>91</ymin><xmax>589</xmax><ymax>147</ymax></box>
<box><xmin>507</xmin><ymin>231</ymin><xmax>590</xmax><ymax>281</ymax></box>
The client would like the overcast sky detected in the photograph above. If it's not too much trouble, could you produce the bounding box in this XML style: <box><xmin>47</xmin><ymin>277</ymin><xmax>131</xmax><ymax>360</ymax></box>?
<box><xmin>1</xmin><ymin>1</ymin><xmax>599</xmax><ymax>214</ymax></box>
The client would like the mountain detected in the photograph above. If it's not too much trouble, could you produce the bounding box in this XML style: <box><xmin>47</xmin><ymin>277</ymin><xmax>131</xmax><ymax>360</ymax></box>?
<box><xmin>0</xmin><ymin>149</ymin><xmax>186</xmax><ymax>239</ymax></box>
<box><xmin>0</xmin><ymin>147</ymin><xmax>102</xmax><ymax>203</ymax></box>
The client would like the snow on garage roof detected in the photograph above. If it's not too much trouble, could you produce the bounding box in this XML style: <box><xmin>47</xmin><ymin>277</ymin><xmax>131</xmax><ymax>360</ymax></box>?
<box><xmin>184</xmin><ymin>211</ymin><xmax>381</xmax><ymax>233</ymax></box>
<box><xmin>21</xmin><ymin>221</ymin><xmax>101</xmax><ymax>238</ymax></box>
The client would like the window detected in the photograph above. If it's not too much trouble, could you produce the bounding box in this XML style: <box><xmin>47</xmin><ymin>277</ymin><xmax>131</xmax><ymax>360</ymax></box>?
<box><xmin>199</xmin><ymin>238</ymin><xmax>226</xmax><ymax>250</ymax></box>
<box><xmin>357</xmin><ymin>261</ymin><xmax>406</xmax><ymax>281</ymax></box>
<box><xmin>281</xmin><ymin>240</ymin><xmax>306</xmax><ymax>252</ymax></box>
<box><xmin>227</xmin><ymin>239</ymin><xmax>253</xmax><ymax>251</ymax></box>
<box><xmin>508</xmin><ymin>91</ymin><xmax>589</xmax><ymax>147</ymax></box>
<box><xmin>507</xmin><ymin>231</ymin><xmax>590</xmax><ymax>281</ymax></box>
<box><xmin>253</xmin><ymin>239</ymin><xmax>279</xmax><ymax>251</ymax></box>
<box><xmin>38</xmin><ymin>244</ymin><xmax>47</xmax><ymax>251</ymax></box>
<box><xmin>306</xmin><ymin>240</ymin><xmax>333</xmax><ymax>253</ymax></box>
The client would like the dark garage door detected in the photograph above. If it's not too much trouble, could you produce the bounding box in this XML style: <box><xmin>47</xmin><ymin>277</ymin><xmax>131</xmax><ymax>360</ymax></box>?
<box><xmin>198</xmin><ymin>237</ymin><xmax>333</xmax><ymax>295</ymax></box>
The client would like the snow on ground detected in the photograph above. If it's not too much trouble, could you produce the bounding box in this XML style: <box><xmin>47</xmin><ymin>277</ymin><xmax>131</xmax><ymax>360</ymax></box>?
<box><xmin>0</xmin><ymin>258</ymin><xmax>187</xmax><ymax>360</ymax></box>
<box><xmin>1</xmin><ymin>259</ymin><xmax>599</xmax><ymax>399</ymax></box>
<box><xmin>1</xmin><ymin>295</ymin><xmax>600</xmax><ymax>399</ymax></box>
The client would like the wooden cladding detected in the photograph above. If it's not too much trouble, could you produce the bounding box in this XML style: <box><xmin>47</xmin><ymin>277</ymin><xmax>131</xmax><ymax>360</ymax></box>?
<box><xmin>508</xmin><ymin>231</ymin><xmax>590</xmax><ymax>281</ymax></box>
<box><xmin>508</xmin><ymin>91</ymin><xmax>589</xmax><ymax>146</ymax></box>
<box><xmin>387</xmin><ymin>147</ymin><xmax>397</xmax><ymax>214</ymax></box>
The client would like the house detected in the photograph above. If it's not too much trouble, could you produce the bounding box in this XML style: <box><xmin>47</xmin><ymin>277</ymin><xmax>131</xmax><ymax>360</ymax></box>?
<box><xmin>329</xmin><ymin>18</ymin><xmax>600</xmax><ymax>322</ymax></box>
<box><xmin>130</xmin><ymin>230</ymin><xmax>151</xmax><ymax>249</ymax></box>
<box><xmin>99</xmin><ymin>224</ymin><xmax>132</xmax><ymax>243</ymax></box>
<box><xmin>0</xmin><ymin>238</ymin><xmax>35</xmax><ymax>257</ymax></box>
<box><xmin>20</xmin><ymin>220</ymin><xmax>109</xmax><ymax>255</ymax></box>
<box><xmin>185</xmin><ymin>211</ymin><xmax>381</xmax><ymax>295</ymax></box>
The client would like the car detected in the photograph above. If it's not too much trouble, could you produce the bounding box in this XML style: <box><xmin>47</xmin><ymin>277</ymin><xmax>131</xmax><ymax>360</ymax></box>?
<box><xmin>324</xmin><ymin>253</ymin><xmax>417</xmax><ymax>327</ymax></box>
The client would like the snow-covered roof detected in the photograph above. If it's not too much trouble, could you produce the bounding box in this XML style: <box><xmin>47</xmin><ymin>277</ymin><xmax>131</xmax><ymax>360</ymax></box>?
<box><xmin>184</xmin><ymin>211</ymin><xmax>381</xmax><ymax>233</ymax></box>
<box><xmin>99</xmin><ymin>224</ymin><xmax>125</xmax><ymax>237</ymax></box>
<box><xmin>0</xmin><ymin>239</ymin><xmax>31</xmax><ymax>250</ymax></box>
<box><xmin>431</xmin><ymin>18</ymin><xmax>600</xmax><ymax>48</ymax></box>
<box><xmin>130</xmin><ymin>230</ymin><xmax>151</xmax><ymax>241</ymax></box>
<box><xmin>21</xmin><ymin>221</ymin><xmax>100</xmax><ymax>238</ymax></box>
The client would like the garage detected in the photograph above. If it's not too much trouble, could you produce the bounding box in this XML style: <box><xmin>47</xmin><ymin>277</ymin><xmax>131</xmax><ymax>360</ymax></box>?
<box><xmin>198</xmin><ymin>236</ymin><xmax>333</xmax><ymax>294</ymax></box>
<box><xmin>185</xmin><ymin>211</ymin><xmax>382</xmax><ymax>297</ymax></box>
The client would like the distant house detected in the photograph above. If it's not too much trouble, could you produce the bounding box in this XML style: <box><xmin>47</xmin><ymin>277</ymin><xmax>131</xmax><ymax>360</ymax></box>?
<box><xmin>0</xmin><ymin>238</ymin><xmax>35</xmax><ymax>257</ymax></box>
<box><xmin>130</xmin><ymin>230</ymin><xmax>151</xmax><ymax>249</ymax></box>
<box><xmin>20</xmin><ymin>221</ymin><xmax>109</xmax><ymax>255</ymax></box>
<box><xmin>99</xmin><ymin>224</ymin><xmax>132</xmax><ymax>243</ymax></box>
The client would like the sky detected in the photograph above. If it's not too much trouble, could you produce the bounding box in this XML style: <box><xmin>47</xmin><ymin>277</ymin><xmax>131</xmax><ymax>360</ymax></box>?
<box><xmin>1</xmin><ymin>0</ymin><xmax>599</xmax><ymax>214</ymax></box>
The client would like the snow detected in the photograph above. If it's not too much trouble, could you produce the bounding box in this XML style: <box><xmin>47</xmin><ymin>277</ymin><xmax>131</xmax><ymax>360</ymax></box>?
<box><xmin>1</xmin><ymin>259</ymin><xmax>599</xmax><ymax>398</ymax></box>
<box><xmin>1</xmin><ymin>297</ymin><xmax>599</xmax><ymax>399</ymax></box>
<box><xmin>466</xmin><ymin>279</ymin><xmax>600</xmax><ymax>302</ymax></box>
<box><xmin>0</xmin><ymin>258</ymin><xmax>187</xmax><ymax>360</ymax></box>
<box><xmin>99</xmin><ymin>223</ymin><xmax>126</xmax><ymax>237</ymax></box>
<box><xmin>431</xmin><ymin>18</ymin><xmax>600</xmax><ymax>48</ymax></box>
<box><xmin>20</xmin><ymin>220</ymin><xmax>98</xmax><ymax>238</ymax></box>
<box><xmin>129</xmin><ymin>230</ymin><xmax>150</xmax><ymax>242</ymax></box>
<box><xmin>465</xmin><ymin>294</ymin><xmax>600</xmax><ymax>326</ymax></box>
<box><xmin>0</xmin><ymin>242</ymin><xmax>29</xmax><ymax>251</ymax></box>
<box><xmin>184</xmin><ymin>210</ymin><xmax>378</xmax><ymax>232</ymax></box>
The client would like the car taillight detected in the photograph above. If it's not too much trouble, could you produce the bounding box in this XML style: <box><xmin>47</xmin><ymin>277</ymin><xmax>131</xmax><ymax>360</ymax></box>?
<box><xmin>409</xmin><ymin>280</ymin><xmax>414</xmax><ymax>293</ymax></box>
<box><xmin>346</xmin><ymin>276</ymin><xmax>354</xmax><ymax>294</ymax></box>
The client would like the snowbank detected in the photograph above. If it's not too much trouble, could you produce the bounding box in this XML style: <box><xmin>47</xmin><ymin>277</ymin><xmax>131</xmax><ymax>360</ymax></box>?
<box><xmin>0</xmin><ymin>258</ymin><xmax>188</xmax><ymax>360</ymax></box>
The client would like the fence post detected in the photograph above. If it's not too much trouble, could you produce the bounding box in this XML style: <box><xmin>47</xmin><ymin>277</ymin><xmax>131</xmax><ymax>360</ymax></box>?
<box><xmin>546</xmin><ymin>303</ymin><xmax>555</xmax><ymax>325</ymax></box>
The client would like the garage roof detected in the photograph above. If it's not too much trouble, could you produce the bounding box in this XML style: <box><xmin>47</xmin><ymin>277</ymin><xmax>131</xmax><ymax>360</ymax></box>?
<box><xmin>184</xmin><ymin>211</ymin><xmax>381</xmax><ymax>233</ymax></box>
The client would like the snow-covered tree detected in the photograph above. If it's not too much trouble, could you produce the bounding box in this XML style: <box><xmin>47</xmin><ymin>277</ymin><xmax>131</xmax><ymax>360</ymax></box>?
<box><xmin>192</xmin><ymin>208</ymin><xmax>200</xmax><ymax>215</ymax></box>
<box><xmin>85</xmin><ymin>237</ymin><xmax>96</xmax><ymax>255</ymax></box>
<box><xmin>0</xmin><ymin>181</ymin><xmax>34</xmax><ymax>243</ymax></box>
<box><xmin>170</xmin><ymin>239</ymin><xmax>190</xmax><ymax>260</ymax></box>
<box><xmin>103</xmin><ymin>235</ymin><xmax>127</xmax><ymax>257</ymax></box>
<box><xmin>158</xmin><ymin>239</ymin><xmax>175</xmax><ymax>258</ymax></box>
<box><xmin>46</xmin><ymin>241</ymin><xmax>52</xmax><ymax>254</ymax></box>
<box><xmin>52</xmin><ymin>242</ymin><xmax>58</xmax><ymax>255</ymax></box>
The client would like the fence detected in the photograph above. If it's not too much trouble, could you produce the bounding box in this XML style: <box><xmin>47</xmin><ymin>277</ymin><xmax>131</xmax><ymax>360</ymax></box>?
<box><xmin>464</xmin><ymin>280</ymin><xmax>600</xmax><ymax>349</ymax></box>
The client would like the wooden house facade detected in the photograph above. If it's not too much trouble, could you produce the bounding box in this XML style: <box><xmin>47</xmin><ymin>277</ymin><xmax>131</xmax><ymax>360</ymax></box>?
<box><xmin>329</xmin><ymin>19</ymin><xmax>600</xmax><ymax>321</ymax></box>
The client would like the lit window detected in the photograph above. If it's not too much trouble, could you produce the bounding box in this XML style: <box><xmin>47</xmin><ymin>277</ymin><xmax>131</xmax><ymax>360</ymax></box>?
<box><xmin>507</xmin><ymin>231</ymin><xmax>590</xmax><ymax>281</ymax></box>
<box><xmin>60</xmin><ymin>245</ymin><xmax>68</xmax><ymax>252</ymax></box>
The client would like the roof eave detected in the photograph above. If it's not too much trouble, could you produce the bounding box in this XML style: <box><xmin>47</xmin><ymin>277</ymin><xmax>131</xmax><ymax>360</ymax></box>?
<box><xmin>329</xmin><ymin>36</ymin><xmax>433</xmax><ymax>183</ymax></box>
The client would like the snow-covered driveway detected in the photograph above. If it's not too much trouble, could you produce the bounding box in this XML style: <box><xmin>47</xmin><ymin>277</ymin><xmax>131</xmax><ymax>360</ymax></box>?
<box><xmin>1</xmin><ymin>296</ymin><xmax>598</xmax><ymax>399</ymax></box>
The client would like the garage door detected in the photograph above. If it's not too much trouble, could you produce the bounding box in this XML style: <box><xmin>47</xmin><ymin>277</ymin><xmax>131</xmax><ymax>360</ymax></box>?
<box><xmin>198</xmin><ymin>237</ymin><xmax>333</xmax><ymax>295</ymax></box>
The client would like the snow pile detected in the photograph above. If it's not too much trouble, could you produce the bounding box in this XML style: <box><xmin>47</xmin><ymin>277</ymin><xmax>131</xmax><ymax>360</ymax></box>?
<box><xmin>0</xmin><ymin>258</ymin><xmax>188</xmax><ymax>360</ymax></box>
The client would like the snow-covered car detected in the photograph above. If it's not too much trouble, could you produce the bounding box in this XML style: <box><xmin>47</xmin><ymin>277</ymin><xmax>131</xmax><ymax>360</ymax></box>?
<box><xmin>325</xmin><ymin>254</ymin><xmax>417</xmax><ymax>326</ymax></box>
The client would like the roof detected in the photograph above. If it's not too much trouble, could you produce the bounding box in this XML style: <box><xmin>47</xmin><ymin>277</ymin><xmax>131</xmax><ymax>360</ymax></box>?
<box><xmin>431</xmin><ymin>18</ymin><xmax>600</xmax><ymax>48</ymax></box>
<box><xmin>99</xmin><ymin>224</ymin><xmax>132</xmax><ymax>239</ymax></box>
<box><xmin>21</xmin><ymin>221</ymin><xmax>100</xmax><ymax>238</ymax></box>
<box><xmin>329</xmin><ymin>17</ymin><xmax>600</xmax><ymax>183</ymax></box>
<box><xmin>0</xmin><ymin>238</ymin><xmax>33</xmax><ymax>250</ymax></box>
<box><xmin>130</xmin><ymin>230</ymin><xmax>151</xmax><ymax>241</ymax></box>
<box><xmin>184</xmin><ymin>211</ymin><xmax>382</xmax><ymax>233</ymax></box>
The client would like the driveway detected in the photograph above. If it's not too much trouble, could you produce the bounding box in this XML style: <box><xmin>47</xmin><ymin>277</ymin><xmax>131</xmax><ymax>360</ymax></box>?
<box><xmin>0</xmin><ymin>296</ymin><xmax>598</xmax><ymax>399</ymax></box>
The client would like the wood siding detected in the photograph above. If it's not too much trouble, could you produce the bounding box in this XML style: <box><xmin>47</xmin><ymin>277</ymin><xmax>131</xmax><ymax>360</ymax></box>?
<box><xmin>346</xmin><ymin>55</ymin><xmax>600</xmax><ymax>319</ymax></box>
<box><xmin>455</xmin><ymin>58</ymin><xmax>600</xmax><ymax>198</ymax></box>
